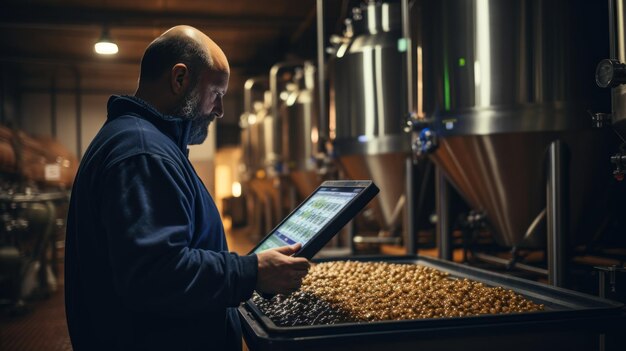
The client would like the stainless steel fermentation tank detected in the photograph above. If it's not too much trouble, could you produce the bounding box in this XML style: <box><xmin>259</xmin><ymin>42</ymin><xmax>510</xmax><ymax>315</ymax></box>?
<box><xmin>410</xmin><ymin>0</ymin><xmax>612</xmax><ymax>258</ymax></box>
<box><xmin>331</xmin><ymin>1</ymin><xmax>411</xmax><ymax>237</ymax></box>
<box><xmin>594</xmin><ymin>0</ymin><xmax>626</xmax><ymax>186</ymax></box>
<box><xmin>239</xmin><ymin>62</ymin><xmax>325</xmax><ymax>235</ymax></box>
<box><xmin>240</xmin><ymin>78</ymin><xmax>281</xmax><ymax>235</ymax></box>
<box><xmin>596</xmin><ymin>0</ymin><xmax>626</xmax><ymax>136</ymax></box>
<box><xmin>240</xmin><ymin>77</ymin><xmax>272</xmax><ymax>178</ymax></box>
<box><xmin>271</xmin><ymin>62</ymin><xmax>322</xmax><ymax>200</ymax></box>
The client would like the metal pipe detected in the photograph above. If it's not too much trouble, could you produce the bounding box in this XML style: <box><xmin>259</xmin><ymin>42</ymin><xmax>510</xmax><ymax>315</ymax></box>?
<box><xmin>274</xmin><ymin>178</ymin><xmax>285</xmax><ymax>223</ymax></box>
<box><xmin>269</xmin><ymin>61</ymin><xmax>304</xmax><ymax>164</ymax></box>
<box><xmin>436</xmin><ymin>167</ymin><xmax>452</xmax><ymax>260</ymax></box>
<box><xmin>74</xmin><ymin>67</ymin><xmax>82</xmax><ymax>158</ymax></box>
<box><xmin>50</xmin><ymin>74</ymin><xmax>57</xmax><ymax>138</ymax></box>
<box><xmin>599</xmin><ymin>269</ymin><xmax>607</xmax><ymax>298</ymax></box>
<box><xmin>270</xmin><ymin>62</ymin><xmax>304</xmax><ymax>122</ymax></box>
<box><xmin>244</xmin><ymin>79</ymin><xmax>254</xmax><ymax>114</ymax></box>
<box><xmin>316</xmin><ymin>0</ymin><xmax>328</xmax><ymax>147</ymax></box>
<box><xmin>547</xmin><ymin>139</ymin><xmax>568</xmax><ymax>287</ymax></box>
<box><xmin>348</xmin><ymin>219</ymin><xmax>356</xmax><ymax>255</ymax></box>
<box><xmin>16</xmin><ymin>78</ymin><xmax>22</xmax><ymax>129</ymax></box>
<box><xmin>609</xmin><ymin>0</ymin><xmax>617</xmax><ymax>59</ymax></box>
<box><xmin>243</xmin><ymin>77</ymin><xmax>268</xmax><ymax>114</ymax></box>
<box><xmin>401</xmin><ymin>0</ymin><xmax>413</xmax><ymax>115</ymax></box>
<box><xmin>405</xmin><ymin>157</ymin><xmax>416</xmax><ymax>254</ymax></box>
<box><xmin>0</xmin><ymin>66</ymin><xmax>5</xmax><ymax>124</ymax></box>
<box><xmin>472</xmin><ymin>252</ymin><xmax>549</xmax><ymax>276</ymax></box>
<box><xmin>597</xmin><ymin>264</ymin><xmax>609</xmax><ymax>351</ymax></box>
<box><xmin>0</xmin><ymin>191</ymin><xmax>68</xmax><ymax>203</ymax></box>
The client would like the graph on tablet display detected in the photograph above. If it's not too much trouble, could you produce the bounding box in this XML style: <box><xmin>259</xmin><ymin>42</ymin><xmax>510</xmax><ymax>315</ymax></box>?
<box><xmin>253</xmin><ymin>188</ymin><xmax>359</xmax><ymax>253</ymax></box>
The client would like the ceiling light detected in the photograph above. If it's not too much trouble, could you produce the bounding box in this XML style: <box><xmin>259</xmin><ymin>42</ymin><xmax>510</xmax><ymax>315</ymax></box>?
<box><xmin>94</xmin><ymin>28</ymin><xmax>118</xmax><ymax>55</ymax></box>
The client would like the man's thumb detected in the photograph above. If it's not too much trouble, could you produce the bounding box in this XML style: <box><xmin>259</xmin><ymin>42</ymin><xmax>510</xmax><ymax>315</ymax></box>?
<box><xmin>275</xmin><ymin>243</ymin><xmax>302</xmax><ymax>255</ymax></box>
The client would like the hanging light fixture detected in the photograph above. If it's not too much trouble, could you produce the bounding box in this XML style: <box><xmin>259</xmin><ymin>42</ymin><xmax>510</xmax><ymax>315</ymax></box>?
<box><xmin>94</xmin><ymin>27</ymin><xmax>118</xmax><ymax>55</ymax></box>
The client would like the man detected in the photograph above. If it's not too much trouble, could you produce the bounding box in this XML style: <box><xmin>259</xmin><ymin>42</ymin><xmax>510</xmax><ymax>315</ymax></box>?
<box><xmin>65</xmin><ymin>26</ymin><xmax>310</xmax><ymax>351</ymax></box>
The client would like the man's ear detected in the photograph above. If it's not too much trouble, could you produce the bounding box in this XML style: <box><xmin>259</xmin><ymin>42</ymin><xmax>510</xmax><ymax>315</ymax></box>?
<box><xmin>170</xmin><ymin>63</ymin><xmax>189</xmax><ymax>95</ymax></box>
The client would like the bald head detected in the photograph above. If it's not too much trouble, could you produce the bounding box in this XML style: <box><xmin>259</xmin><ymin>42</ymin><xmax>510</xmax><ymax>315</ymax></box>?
<box><xmin>138</xmin><ymin>25</ymin><xmax>229</xmax><ymax>84</ymax></box>
<box><xmin>134</xmin><ymin>26</ymin><xmax>230</xmax><ymax>144</ymax></box>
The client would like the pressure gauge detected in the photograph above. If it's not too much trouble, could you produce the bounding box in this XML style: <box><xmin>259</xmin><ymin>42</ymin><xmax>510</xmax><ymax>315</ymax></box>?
<box><xmin>596</xmin><ymin>59</ymin><xmax>626</xmax><ymax>88</ymax></box>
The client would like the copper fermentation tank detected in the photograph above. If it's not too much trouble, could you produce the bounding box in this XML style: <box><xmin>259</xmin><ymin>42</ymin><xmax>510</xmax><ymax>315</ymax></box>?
<box><xmin>413</xmin><ymin>0</ymin><xmax>612</xmax><ymax>248</ymax></box>
<box><xmin>0</xmin><ymin>125</ymin><xmax>77</xmax><ymax>188</ymax></box>
<box><xmin>331</xmin><ymin>1</ymin><xmax>410</xmax><ymax>233</ymax></box>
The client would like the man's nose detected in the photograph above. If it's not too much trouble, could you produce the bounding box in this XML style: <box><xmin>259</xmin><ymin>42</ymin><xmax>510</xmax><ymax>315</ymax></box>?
<box><xmin>214</xmin><ymin>96</ymin><xmax>224</xmax><ymax>118</ymax></box>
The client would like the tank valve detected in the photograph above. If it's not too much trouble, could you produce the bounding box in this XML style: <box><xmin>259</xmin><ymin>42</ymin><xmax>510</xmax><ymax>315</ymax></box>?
<box><xmin>610</xmin><ymin>153</ymin><xmax>626</xmax><ymax>181</ymax></box>
<box><xmin>594</xmin><ymin>265</ymin><xmax>626</xmax><ymax>297</ymax></box>
<box><xmin>413</xmin><ymin>128</ymin><xmax>438</xmax><ymax>156</ymax></box>
<box><xmin>596</xmin><ymin>59</ymin><xmax>626</xmax><ymax>88</ymax></box>
<box><xmin>591</xmin><ymin>112</ymin><xmax>612</xmax><ymax>129</ymax></box>
<box><xmin>407</xmin><ymin>114</ymin><xmax>438</xmax><ymax>157</ymax></box>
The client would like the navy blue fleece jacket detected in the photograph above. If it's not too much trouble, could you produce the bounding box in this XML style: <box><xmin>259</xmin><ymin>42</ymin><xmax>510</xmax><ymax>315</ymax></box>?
<box><xmin>65</xmin><ymin>95</ymin><xmax>258</xmax><ymax>351</ymax></box>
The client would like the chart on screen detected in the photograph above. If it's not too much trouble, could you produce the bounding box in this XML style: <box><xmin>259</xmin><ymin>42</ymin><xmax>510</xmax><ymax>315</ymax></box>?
<box><xmin>254</xmin><ymin>188</ymin><xmax>358</xmax><ymax>252</ymax></box>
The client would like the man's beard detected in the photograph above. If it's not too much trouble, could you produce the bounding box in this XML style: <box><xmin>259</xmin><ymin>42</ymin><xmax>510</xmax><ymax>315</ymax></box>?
<box><xmin>176</xmin><ymin>87</ymin><xmax>216</xmax><ymax>145</ymax></box>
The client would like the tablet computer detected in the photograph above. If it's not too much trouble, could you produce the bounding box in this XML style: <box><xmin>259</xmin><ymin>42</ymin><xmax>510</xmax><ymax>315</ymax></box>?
<box><xmin>249</xmin><ymin>180</ymin><xmax>379</xmax><ymax>259</ymax></box>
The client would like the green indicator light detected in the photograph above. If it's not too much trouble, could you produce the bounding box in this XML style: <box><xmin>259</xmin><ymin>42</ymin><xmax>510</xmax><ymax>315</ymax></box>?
<box><xmin>444</xmin><ymin>66</ymin><xmax>451</xmax><ymax>111</ymax></box>
<box><xmin>397</xmin><ymin>38</ymin><xmax>407</xmax><ymax>52</ymax></box>
<box><xmin>458</xmin><ymin>58</ymin><xmax>466</xmax><ymax>67</ymax></box>
<box><xmin>444</xmin><ymin>53</ymin><xmax>451</xmax><ymax>111</ymax></box>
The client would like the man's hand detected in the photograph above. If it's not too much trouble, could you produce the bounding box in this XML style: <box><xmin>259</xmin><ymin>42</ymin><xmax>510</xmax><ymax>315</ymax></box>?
<box><xmin>256</xmin><ymin>243</ymin><xmax>311</xmax><ymax>295</ymax></box>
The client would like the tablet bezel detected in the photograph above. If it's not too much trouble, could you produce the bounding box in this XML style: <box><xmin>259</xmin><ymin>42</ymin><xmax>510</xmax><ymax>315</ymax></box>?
<box><xmin>248</xmin><ymin>180</ymin><xmax>379</xmax><ymax>259</ymax></box>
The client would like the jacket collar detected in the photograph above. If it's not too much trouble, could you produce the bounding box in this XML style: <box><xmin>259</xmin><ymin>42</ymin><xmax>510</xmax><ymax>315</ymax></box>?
<box><xmin>106</xmin><ymin>95</ymin><xmax>192</xmax><ymax>153</ymax></box>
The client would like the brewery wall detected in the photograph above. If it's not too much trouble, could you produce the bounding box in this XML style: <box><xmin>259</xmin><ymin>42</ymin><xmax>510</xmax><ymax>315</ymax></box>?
<box><xmin>0</xmin><ymin>64</ymin><xmax>134</xmax><ymax>158</ymax></box>
<box><xmin>18</xmin><ymin>92</ymin><xmax>104</xmax><ymax>158</ymax></box>
<box><xmin>0</xmin><ymin>65</ymin><xmax>242</xmax><ymax>162</ymax></box>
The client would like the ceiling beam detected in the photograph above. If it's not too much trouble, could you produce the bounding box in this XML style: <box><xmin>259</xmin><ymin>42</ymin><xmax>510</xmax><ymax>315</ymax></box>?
<box><xmin>0</xmin><ymin>54</ymin><xmax>250</xmax><ymax>71</ymax></box>
<box><xmin>0</xmin><ymin>4</ymin><xmax>302</xmax><ymax>30</ymax></box>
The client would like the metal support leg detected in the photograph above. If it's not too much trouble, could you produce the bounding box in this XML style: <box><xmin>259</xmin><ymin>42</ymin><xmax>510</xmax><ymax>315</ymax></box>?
<box><xmin>274</xmin><ymin>178</ymin><xmax>283</xmax><ymax>225</ymax></box>
<box><xmin>547</xmin><ymin>140</ymin><xmax>568</xmax><ymax>287</ymax></box>
<box><xmin>349</xmin><ymin>220</ymin><xmax>356</xmax><ymax>255</ymax></box>
<box><xmin>599</xmin><ymin>269</ymin><xmax>607</xmax><ymax>351</ymax></box>
<box><xmin>436</xmin><ymin>168</ymin><xmax>452</xmax><ymax>261</ymax></box>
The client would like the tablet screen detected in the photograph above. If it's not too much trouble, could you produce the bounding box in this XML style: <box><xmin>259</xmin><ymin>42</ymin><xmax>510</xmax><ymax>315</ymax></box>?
<box><xmin>253</xmin><ymin>186</ymin><xmax>363</xmax><ymax>253</ymax></box>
